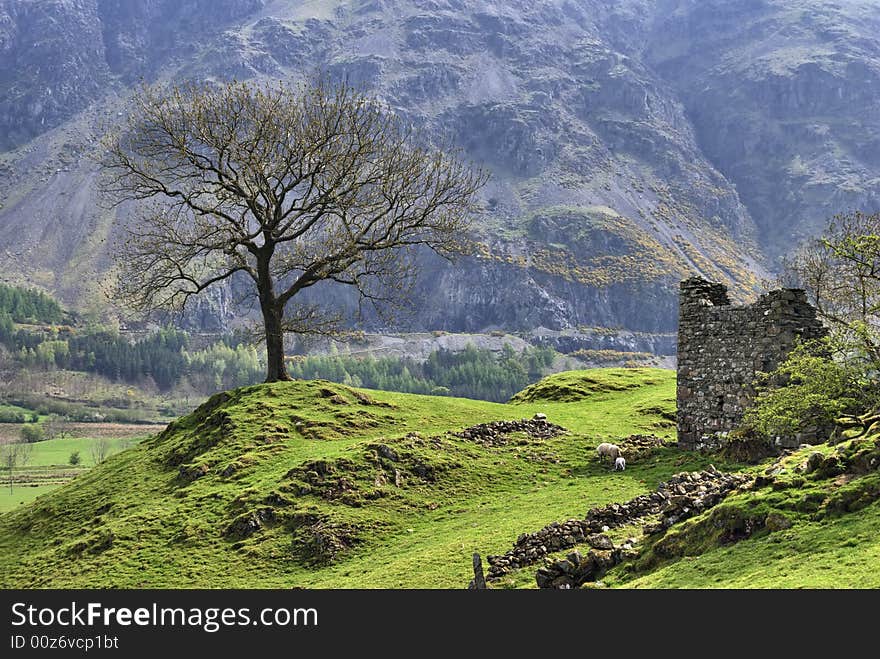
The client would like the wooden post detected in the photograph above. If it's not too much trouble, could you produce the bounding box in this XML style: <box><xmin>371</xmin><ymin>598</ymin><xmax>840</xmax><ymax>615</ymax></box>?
<box><xmin>471</xmin><ymin>552</ymin><xmax>487</xmax><ymax>590</ymax></box>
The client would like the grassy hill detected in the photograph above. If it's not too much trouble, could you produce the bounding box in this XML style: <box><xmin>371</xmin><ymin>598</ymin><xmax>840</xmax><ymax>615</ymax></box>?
<box><xmin>604</xmin><ymin>439</ymin><xmax>880</xmax><ymax>589</ymax></box>
<box><xmin>2</xmin><ymin>367</ymin><xmax>879</xmax><ymax>588</ymax></box>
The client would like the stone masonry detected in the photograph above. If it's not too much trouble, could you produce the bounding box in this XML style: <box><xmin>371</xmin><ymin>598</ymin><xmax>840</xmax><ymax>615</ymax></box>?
<box><xmin>677</xmin><ymin>277</ymin><xmax>827</xmax><ymax>449</ymax></box>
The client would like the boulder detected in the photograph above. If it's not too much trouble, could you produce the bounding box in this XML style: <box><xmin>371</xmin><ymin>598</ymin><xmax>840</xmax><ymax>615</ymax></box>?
<box><xmin>535</xmin><ymin>568</ymin><xmax>555</xmax><ymax>589</ymax></box>
<box><xmin>815</xmin><ymin>455</ymin><xmax>844</xmax><ymax>479</ymax></box>
<box><xmin>804</xmin><ymin>451</ymin><xmax>825</xmax><ymax>474</ymax></box>
<box><xmin>764</xmin><ymin>512</ymin><xmax>793</xmax><ymax>532</ymax></box>
<box><xmin>586</xmin><ymin>533</ymin><xmax>614</xmax><ymax>550</ymax></box>
<box><xmin>376</xmin><ymin>444</ymin><xmax>399</xmax><ymax>461</ymax></box>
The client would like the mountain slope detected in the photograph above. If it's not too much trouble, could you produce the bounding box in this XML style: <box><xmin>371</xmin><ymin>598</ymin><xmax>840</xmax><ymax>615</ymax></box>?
<box><xmin>646</xmin><ymin>0</ymin><xmax>880</xmax><ymax>256</ymax></box>
<box><xmin>0</xmin><ymin>1</ymin><xmax>878</xmax><ymax>335</ymax></box>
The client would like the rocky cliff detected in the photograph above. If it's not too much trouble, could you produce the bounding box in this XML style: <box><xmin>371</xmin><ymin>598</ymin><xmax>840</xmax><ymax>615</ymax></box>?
<box><xmin>0</xmin><ymin>0</ymin><xmax>877</xmax><ymax>337</ymax></box>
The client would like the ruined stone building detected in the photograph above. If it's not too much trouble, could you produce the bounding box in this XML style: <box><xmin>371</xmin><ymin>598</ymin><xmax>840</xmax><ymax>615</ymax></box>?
<box><xmin>676</xmin><ymin>277</ymin><xmax>827</xmax><ymax>449</ymax></box>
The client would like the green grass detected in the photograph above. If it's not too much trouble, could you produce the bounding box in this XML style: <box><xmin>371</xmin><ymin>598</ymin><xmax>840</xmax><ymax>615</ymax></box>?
<box><xmin>603</xmin><ymin>442</ymin><xmax>880</xmax><ymax>589</ymax></box>
<box><xmin>0</xmin><ymin>368</ymin><xmax>692</xmax><ymax>588</ymax></box>
<box><xmin>21</xmin><ymin>435</ymin><xmax>141</xmax><ymax>468</ymax></box>
<box><xmin>2</xmin><ymin>367</ymin><xmax>878</xmax><ymax>589</ymax></box>
<box><xmin>0</xmin><ymin>435</ymin><xmax>150</xmax><ymax>513</ymax></box>
<box><xmin>0</xmin><ymin>484</ymin><xmax>60</xmax><ymax>512</ymax></box>
<box><xmin>511</xmin><ymin>368</ymin><xmax>667</xmax><ymax>403</ymax></box>
<box><xmin>612</xmin><ymin>501</ymin><xmax>880</xmax><ymax>588</ymax></box>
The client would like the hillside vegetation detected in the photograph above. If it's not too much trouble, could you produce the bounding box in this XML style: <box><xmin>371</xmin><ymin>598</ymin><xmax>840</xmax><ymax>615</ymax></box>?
<box><xmin>606</xmin><ymin>435</ymin><xmax>880</xmax><ymax>588</ymax></box>
<box><xmin>3</xmin><ymin>368</ymin><xmax>879</xmax><ymax>588</ymax></box>
<box><xmin>0</xmin><ymin>368</ymin><xmax>689</xmax><ymax>587</ymax></box>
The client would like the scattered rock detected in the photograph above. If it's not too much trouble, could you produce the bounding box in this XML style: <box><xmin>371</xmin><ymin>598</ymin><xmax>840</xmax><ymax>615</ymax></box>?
<box><xmin>225</xmin><ymin>508</ymin><xmax>275</xmax><ymax>539</ymax></box>
<box><xmin>535</xmin><ymin>567</ymin><xmax>556</xmax><ymax>589</ymax></box>
<box><xmin>617</xmin><ymin>434</ymin><xmax>666</xmax><ymax>461</ymax></box>
<box><xmin>586</xmin><ymin>533</ymin><xmax>614</xmax><ymax>550</ymax></box>
<box><xmin>291</xmin><ymin>515</ymin><xmax>360</xmax><ymax>565</ymax></box>
<box><xmin>376</xmin><ymin>444</ymin><xmax>399</xmax><ymax>462</ymax></box>
<box><xmin>804</xmin><ymin>451</ymin><xmax>825</xmax><ymax>474</ymax></box>
<box><xmin>178</xmin><ymin>463</ymin><xmax>209</xmax><ymax>482</ymax></box>
<box><xmin>764</xmin><ymin>512</ymin><xmax>793</xmax><ymax>532</ymax></box>
<box><xmin>535</xmin><ymin>548</ymin><xmax>622</xmax><ymax>589</ymax></box>
<box><xmin>752</xmin><ymin>474</ymin><xmax>775</xmax><ymax>488</ymax></box>
<box><xmin>815</xmin><ymin>455</ymin><xmax>844</xmax><ymax>479</ymax></box>
<box><xmin>452</xmin><ymin>418</ymin><xmax>566</xmax><ymax>446</ymax></box>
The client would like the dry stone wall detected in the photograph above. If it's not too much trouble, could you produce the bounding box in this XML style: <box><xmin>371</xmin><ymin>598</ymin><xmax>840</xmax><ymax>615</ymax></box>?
<box><xmin>676</xmin><ymin>277</ymin><xmax>826</xmax><ymax>449</ymax></box>
<box><xmin>483</xmin><ymin>466</ymin><xmax>749</xmax><ymax>583</ymax></box>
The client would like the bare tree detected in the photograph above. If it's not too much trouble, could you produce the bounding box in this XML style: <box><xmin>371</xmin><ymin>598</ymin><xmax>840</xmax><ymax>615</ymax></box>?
<box><xmin>43</xmin><ymin>414</ymin><xmax>73</xmax><ymax>441</ymax></box>
<box><xmin>0</xmin><ymin>441</ymin><xmax>32</xmax><ymax>494</ymax></box>
<box><xmin>785</xmin><ymin>210</ymin><xmax>880</xmax><ymax>366</ymax></box>
<box><xmin>89</xmin><ymin>438</ymin><xmax>111</xmax><ymax>465</ymax></box>
<box><xmin>101</xmin><ymin>78</ymin><xmax>487</xmax><ymax>382</ymax></box>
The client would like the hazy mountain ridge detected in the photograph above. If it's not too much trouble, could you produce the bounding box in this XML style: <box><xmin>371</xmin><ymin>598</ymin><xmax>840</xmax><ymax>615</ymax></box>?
<box><xmin>0</xmin><ymin>0</ymin><xmax>877</xmax><ymax>337</ymax></box>
<box><xmin>645</xmin><ymin>0</ymin><xmax>880</xmax><ymax>255</ymax></box>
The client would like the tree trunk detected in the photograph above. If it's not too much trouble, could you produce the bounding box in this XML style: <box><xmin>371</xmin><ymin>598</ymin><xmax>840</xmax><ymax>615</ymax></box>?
<box><xmin>255</xmin><ymin>247</ymin><xmax>291</xmax><ymax>383</ymax></box>
<box><xmin>262</xmin><ymin>302</ymin><xmax>291</xmax><ymax>383</ymax></box>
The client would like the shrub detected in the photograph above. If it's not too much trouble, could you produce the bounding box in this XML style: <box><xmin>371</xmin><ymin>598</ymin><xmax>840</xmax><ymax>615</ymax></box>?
<box><xmin>20</xmin><ymin>423</ymin><xmax>45</xmax><ymax>443</ymax></box>
<box><xmin>69</xmin><ymin>451</ymin><xmax>81</xmax><ymax>466</ymax></box>
<box><xmin>0</xmin><ymin>409</ymin><xmax>27</xmax><ymax>423</ymax></box>
<box><xmin>743</xmin><ymin>339</ymin><xmax>875</xmax><ymax>438</ymax></box>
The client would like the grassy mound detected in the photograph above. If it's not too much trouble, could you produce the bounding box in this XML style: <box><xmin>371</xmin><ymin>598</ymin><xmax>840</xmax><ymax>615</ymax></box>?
<box><xmin>509</xmin><ymin>368</ymin><xmax>664</xmax><ymax>403</ymax></box>
<box><xmin>0</xmin><ymin>369</ymin><xmax>704</xmax><ymax>588</ymax></box>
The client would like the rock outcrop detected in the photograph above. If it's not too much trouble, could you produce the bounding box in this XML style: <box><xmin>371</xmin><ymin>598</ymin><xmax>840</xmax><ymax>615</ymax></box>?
<box><xmin>452</xmin><ymin>416</ymin><xmax>566</xmax><ymax>446</ymax></box>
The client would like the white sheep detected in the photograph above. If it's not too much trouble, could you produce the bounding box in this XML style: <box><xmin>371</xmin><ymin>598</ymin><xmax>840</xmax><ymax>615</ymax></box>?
<box><xmin>596</xmin><ymin>442</ymin><xmax>621</xmax><ymax>464</ymax></box>
<box><xmin>614</xmin><ymin>456</ymin><xmax>626</xmax><ymax>471</ymax></box>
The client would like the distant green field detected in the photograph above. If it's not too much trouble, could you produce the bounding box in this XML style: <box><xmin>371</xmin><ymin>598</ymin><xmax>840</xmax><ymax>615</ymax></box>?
<box><xmin>0</xmin><ymin>435</ymin><xmax>151</xmax><ymax>513</ymax></box>
<box><xmin>24</xmin><ymin>435</ymin><xmax>142</xmax><ymax>467</ymax></box>
<box><xmin>0</xmin><ymin>484</ymin><xmax>60</xmax><ymax>512</ymax></box>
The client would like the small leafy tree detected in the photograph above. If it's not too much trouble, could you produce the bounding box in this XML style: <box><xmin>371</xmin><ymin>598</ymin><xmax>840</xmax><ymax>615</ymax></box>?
<box><xmin>19</xmin><ymin>423</ymin><xmax>44</xmax><ymax>443</ymax></box>
<box><xmin>785</xmin><ymin>210</ymin><xmax>880</xmax><ymax>368</ymax></box>
<box><xmin>743</xmin><ymin>339</ymin><xmax>876</xmax><ymax>438</ymax></box>
<box><xmin>69</xmin><ymin>451</ymin><xmax>81</xmax><ymax>466</ymax></box>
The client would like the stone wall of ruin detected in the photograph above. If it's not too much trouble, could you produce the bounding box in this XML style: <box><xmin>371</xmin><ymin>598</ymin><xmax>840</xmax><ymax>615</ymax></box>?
<box><xmin>676</xmin><ymin>277</ymin><xmax>827</xmax><ymax>449</ymax></box>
